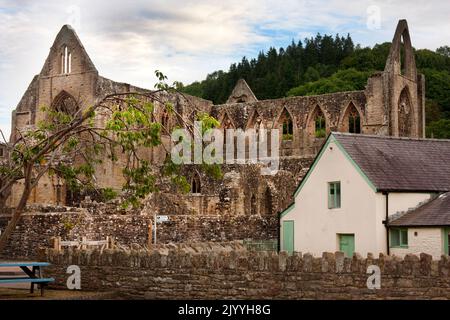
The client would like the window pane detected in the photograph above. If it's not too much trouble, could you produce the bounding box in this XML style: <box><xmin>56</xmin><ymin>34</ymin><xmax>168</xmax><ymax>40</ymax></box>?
<box><xmin>400</xmin><ymin>229</ymin><xmax>408</xmax><ymax>246</ymax></box>
<box><xmin>328</xmin><ymin>183</ymin><xmax>333</xmax><ymax>208</ymax></box>
<box><xmin>391</xmin><ymin>229</ymin><xmax>400</xmax><ymax>247</ymax></box>
<box><xmin>335</xmin><ymin>183</ymin><xmax>341</xmax><ymax>208</ymax></box>
<box><xmin>328</xmin><ymin>182</ymin><xmax>341</xmax><ymax>209</ymax></box>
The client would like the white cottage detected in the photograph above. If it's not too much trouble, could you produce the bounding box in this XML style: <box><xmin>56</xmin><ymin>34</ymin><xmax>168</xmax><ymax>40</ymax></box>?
<box><xmin>280</xmin><ymin>133</ymin><xmax>450</xmax><ymax>259</ymax></box>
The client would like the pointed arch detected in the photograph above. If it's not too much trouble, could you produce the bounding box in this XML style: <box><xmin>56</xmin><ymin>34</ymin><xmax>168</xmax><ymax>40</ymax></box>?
<box><xmin>246</xmin><ymin>109</ymin><xmax>263</xmax><ymax>131</ymax></box>
<box><xmin>398</xmin><ymin>86</ymin><xmax>413</xmax><ymax>137</ymax></box>
<box><xmin>384</xmin><ymin>20</ymin><xmax>417</xmax><ymax>79</ymax></box>
<box><xmin>219</xmin><ymin>111</ymin><xmax>236</xmax><ymax>130</ymax></box>
<box><xmin>339</xmin><ymin>102</ymin><xmax>363</xmax><ymax>134</ymax></box>
<box><xmin>307</xmin><ymin>105</ymin><xmax>327</xmax><ymax>138</ymax></box>
<box><xmin>191</xmin><ymin>172</ymin><xmax>201</xmax><ymax>194</ymax></box>
<box><xmin>277</xmin><ymin>107</ymin><xmax>294</xmax><ymax>141</ymax></box>
<box><xmin>250</xmin><ymin>193</ymin><xmax>257</xmax><ymax>215</ymax></box>
<box><xmin>51</xmin><ymin>91</ymin><xmax>79</xmax><ymax>116</ymax></box>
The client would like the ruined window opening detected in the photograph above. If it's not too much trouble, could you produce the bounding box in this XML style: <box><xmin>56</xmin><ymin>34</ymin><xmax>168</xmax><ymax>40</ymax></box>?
<box><xmin>315</xmin><ymin>109</ymin><xmax>326</xmax><ymax>138</ymax></box>
<box><xmin>347</xmin><ymin>105</ymin><xmax>361</xmax><ymax>134</ymax></box>
<box><xmin>251</xmin><ymin>194</ymin><xmax>257</xmax><ymax>215</ymax></box>
<box><xmin>52</xmin><ymin>91</ymin><xmax>79</xmax><ymax>117</ymax></box>
<box><xmin>191</xmin><ymin>174</ymin><xmax>201</xmax><ymax>194</ymax></box>
<box><xmin>400</xmin><ymin>35</ymin><xmax>406</xmax><ymax>76</ymax></box>
<box><xmin>280</xmin><ymin>109</ymin><xmax>293</xmax><ymax>141</ymax></box>
<box><xmin>62</xmin><ymin>46</ymin><xmax>72</xmax><ymax>74</ymax></box>
<box><xmin>0</xmin><ymin>147</ymin><xmax>4</xmax><ymax>157</ymax></box>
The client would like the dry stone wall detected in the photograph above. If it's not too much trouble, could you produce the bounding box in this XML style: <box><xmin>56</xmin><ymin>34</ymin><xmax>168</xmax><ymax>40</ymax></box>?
<box><xmin>41</xmin><ymin>248</ymin><xmax>450</xmax><ymax>299</ymax></box>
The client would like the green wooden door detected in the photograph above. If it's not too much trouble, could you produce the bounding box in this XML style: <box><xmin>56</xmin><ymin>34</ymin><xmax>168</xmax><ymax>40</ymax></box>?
<box><xmin>283</xmin><ymin>221</ymin><xmax>294</xmax><ymax>254</ymax></box>
<box><xmin>339</xmin><ymin>234</ymin><xmax>355</xmax><ymax>257</ymax></box>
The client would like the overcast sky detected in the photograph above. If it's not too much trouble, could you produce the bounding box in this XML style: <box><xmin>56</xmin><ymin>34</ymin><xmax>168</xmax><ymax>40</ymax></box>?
<box><xmin>1</xmin><ymin>0</ymin><xmax>449</xmax><ymax>139</ymax></box>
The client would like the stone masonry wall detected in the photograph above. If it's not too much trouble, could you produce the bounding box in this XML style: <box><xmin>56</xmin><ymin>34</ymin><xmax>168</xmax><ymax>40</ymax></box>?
<box><xmin>41</xmin><ymin>248</ymin><xmax>450</xmax><ymax>299</ymax></box>
<box><xmin>0</xmin><ymin>210</ymin><xmax>278</xmax><ymax>259</ymax></box>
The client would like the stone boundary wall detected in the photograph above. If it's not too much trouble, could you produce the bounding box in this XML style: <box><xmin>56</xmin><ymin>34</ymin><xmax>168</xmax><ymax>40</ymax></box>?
<box><xmin>0</xmin><ymin>211</ymin><xmax>277</xmax><ymax>259</ymax></box>
<box><xmin>41</xmin><ymin>248</ymin><xmax>450</xmax><ymax>299</ymax></box>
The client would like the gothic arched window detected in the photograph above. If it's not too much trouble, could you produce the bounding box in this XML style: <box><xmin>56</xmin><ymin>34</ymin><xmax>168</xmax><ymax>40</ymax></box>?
<box><xmin>313</xmin><ymin>107</ymin><xmax>326</xmax><ymax>138</ymax></box>
<box><xmin>52</xmin><ymin>91</ymin><xmax>79</xmax><ymax>117</ymax></box>
<box><xmin>345</xmin><ymin>103</ymin><xmax>361</xmax><ymax>134</ymax></box>
<box><xmin>279</xmin><ymin>108</ymin><xmax>293</xmax><ymax>141</ymax></box>
<box><xmin>191</xmin><ymin>173</ymin><xmax>201</xmax><ymax>194</ymax></box>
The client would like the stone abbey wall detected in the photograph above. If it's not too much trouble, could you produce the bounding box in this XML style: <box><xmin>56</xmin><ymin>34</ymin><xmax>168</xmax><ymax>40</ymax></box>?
<box><xmin>41</xmin><ymin>247</ymin><xmax>450</xmax><ymax>299</ymax></box>
<box><xmin>0</xmin><ymin>208</ymin><xmax>278</xmax><ymax>259</ymax></box>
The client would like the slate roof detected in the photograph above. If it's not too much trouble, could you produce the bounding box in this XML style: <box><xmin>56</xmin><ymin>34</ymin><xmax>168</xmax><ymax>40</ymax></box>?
<box><xmin>390</xmin><ymin>192</ymin><xmax>450</xmax><ymax>227</ymax></box>
<box><xmin>333</xmin><ymin>133</ymin><xmax>450</xmax><ymax>192</ymax></box>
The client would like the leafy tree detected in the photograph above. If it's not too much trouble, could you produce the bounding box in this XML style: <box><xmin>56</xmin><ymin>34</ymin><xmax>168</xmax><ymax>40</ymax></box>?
<box><xmin>181</xmin><ymin>32</ymin><xmax>356</xmax><ymax>104</ymax></box>
<box><xmin>426</xmin><ymin>119</ymin><xmax>450</xmax><ymax>139</ymax></box>
<box><xmin>436</xmin><ymin>46</ymin><xmax>450</xmax><ymax>58</ymax></box>
<box><xmin>0</xmin><ymin>71</ymin><xmax>221</xmax><ymax>253</ymax></box>
<box><xmin>287</xmin><ymin>69</ymin><xmax>372</xmax><ymax>96</ymax></box>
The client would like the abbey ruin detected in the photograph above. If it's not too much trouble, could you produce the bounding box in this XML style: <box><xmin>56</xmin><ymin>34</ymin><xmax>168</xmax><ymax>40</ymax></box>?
<box><xmin>0</xmin><ymin>20</ymin><xmax>425</xmax><ymax>255</ymax></box>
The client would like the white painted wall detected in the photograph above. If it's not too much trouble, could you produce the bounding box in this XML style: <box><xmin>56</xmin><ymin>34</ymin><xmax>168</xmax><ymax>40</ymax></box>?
<box><xmin>281</xmin><ymin>139</ymin><xmax>381</xmax><ymax>256</ymax></box>
<box><xmin>384</xmin><ymin>193</ymin><xmax>433</xmax><ymax>217</ymax></box>
<box><xmin>390</xmin><ymin>228</ymin><xmax>444</xmax><ymax>260</ymax></box>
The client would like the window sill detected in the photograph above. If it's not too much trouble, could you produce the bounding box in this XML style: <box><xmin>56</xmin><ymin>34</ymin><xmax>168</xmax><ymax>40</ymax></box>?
<box><xmin>390</xmin><ymin>246</ymin><xmax>409</xmax><ymax>249</ymax></box>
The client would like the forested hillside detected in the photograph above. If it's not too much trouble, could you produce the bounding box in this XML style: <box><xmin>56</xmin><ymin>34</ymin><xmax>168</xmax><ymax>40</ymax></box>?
<box><xmin>181</xmin><ymin>35</ymin><xmax>450</xmax><ymax>138</ymax></box>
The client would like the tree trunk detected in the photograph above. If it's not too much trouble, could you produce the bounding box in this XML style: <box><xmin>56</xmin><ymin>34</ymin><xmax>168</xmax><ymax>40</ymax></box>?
<box><xmin>0</xmin><ymin>177</ymin><xmax>32</xmax><ymax>254</ymax></box>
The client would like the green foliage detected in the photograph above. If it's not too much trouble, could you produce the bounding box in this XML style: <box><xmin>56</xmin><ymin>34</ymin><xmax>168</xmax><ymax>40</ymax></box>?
<box><xmin>101</xmin><ymin>188</ymin><xmax>118</xmax><ymax>201</ymax></box>
<box><xmin>426</xmin><ymin>119</ymin><xmax>450</xmax><ymax>139</ymax></box>
<box><xmin>315</xmin><ymin>128</ymin><xmax>326</xmax><ymax>138</ymax></box>
<box><xmin>287</xmin><ymin>68</ymin><xmax>373</xmax><ymax>96</ymax></box>
<box><xmin>181</xmin><ymin>33</ymin><xmax>356</xmax><ymax>103</ymax></box>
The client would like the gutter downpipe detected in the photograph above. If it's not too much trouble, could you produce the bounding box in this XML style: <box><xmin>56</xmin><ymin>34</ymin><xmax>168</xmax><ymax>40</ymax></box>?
<box><xmin>382</xmin><ymin>191</ymin><xmax>390</xmax><ymax>255</ymax></box>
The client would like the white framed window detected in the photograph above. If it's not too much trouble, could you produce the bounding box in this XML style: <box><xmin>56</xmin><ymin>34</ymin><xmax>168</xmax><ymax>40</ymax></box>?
<box><xmin>328</xmin><ymin>181</ymin><xmax>341</xmax><ymax>209</ymax></box>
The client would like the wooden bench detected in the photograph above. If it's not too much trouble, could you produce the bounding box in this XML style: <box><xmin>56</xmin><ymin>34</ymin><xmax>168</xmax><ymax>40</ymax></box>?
<box><xmin>0</xmin><ymin>262</ymin><xmax>55</xmax><ymax>296</ymax></box>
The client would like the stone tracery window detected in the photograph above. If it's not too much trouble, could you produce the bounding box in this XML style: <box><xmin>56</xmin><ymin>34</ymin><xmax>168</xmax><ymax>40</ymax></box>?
<box><xmin>52</xmin><ymin>91</ymin><xmax>79</xmax><ymax>117</ymax></box>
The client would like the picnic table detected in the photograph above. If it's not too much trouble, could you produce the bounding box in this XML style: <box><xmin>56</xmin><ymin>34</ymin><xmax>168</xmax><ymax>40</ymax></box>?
<box><xmin>0</xmin><ymin>262</ymin><xmax>54</xmax><ymax>296</ymax></box>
